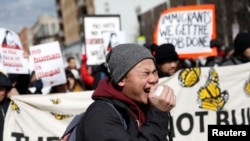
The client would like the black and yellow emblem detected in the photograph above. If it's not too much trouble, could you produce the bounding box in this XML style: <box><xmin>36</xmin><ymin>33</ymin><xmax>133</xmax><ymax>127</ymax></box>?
<box><xmin>51</xmin><ymin>112</ymin><xmax>72</xmax><ymax>120</ymax></box>
<box><xmin>179</xmin><ymin>67</ymin><xmax>201</xmax><ymax>87</ymax></box>
<box><xmin>244</xmin><ymin>77</ymin><xmax>250</xmax><ymax>96</ymax></box>
<box><xmin>197</xmin><ymin>68</ymin><xmax>229</xmax><ymax>111</ymax></box>
<box><xmin>11</xmin><ymin>100</ymin><xmax>20</xmax><ymax>113</ymax></box>
<box><xmin>51</xmin><ymin>98</ymin><xmax>61</xmax><ymax>104</ymax></box>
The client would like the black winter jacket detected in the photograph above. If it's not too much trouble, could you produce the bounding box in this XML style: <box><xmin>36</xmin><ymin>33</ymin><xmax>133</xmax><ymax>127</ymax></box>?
<box><xmin>76</xmin><ymin>98</ymin><xmax>171</xmax><ymax>141</ymax></box>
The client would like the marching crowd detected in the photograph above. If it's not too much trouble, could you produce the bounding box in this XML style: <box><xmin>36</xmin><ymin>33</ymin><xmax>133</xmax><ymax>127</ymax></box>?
<box><xmin>0</xmin><ymin>31</ymin><xmax>250</xmax><ymax>141</ymax></box>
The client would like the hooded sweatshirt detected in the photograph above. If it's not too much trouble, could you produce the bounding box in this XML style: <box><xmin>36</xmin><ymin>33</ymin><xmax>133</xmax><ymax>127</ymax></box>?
<box><xmin>92</xmin><ymin>77</ymin><xmax>146</xmax><ymax>126</ymax></box>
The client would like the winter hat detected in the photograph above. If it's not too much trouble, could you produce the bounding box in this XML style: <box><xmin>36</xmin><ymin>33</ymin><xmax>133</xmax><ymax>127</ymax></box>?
<box><xmin>106</xmin><ymin>43</ymin><xmax>155</xmax><ymax>83</ymax></box>
<box><xmin>233</xmin><ymin>32</ymin><xmax>250</xmax><ymax>56</ymax></box>
<box><xmin>150</xmin><ymin>43</ymin><xmax>158</xmax><ymax>56</ymax></box>
<box><xmin>210</xmin><ymin>39</ymin><xmax>222</xmax><ymax>49</ymax></box>
<box><xmin>155</xmin><ymin>43</ymin><xmax>179</xmax><ymax>64</ymax></box>
<box><xmin>0</xmin><ymin>72</ymin><xmax>12</xmax><ymax>91</ymax></box>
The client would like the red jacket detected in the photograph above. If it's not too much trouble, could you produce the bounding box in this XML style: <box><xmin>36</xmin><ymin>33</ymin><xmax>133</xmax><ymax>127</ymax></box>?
<box><xmin>80</xmin><ymin>55</ymin><xmax>94</xmax><ymax>88</ymax></box>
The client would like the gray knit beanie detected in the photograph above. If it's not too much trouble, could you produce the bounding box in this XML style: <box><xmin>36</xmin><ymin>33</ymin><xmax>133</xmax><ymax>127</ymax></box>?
<box><xmin>106</xmin><ymin>43</ymin><xmax>155</xmax><ymax>83</ymax></box>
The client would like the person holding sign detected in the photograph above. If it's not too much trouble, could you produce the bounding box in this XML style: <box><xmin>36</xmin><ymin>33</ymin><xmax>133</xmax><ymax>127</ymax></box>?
<box><xmin>0</xmin><ymin>72</ymin><xmax>13</xmax><ymax>141</ymax></box>
<box><xmin>76</xmin><ymin>43</ymin><xmax>176</xmax><ymax>141</ymax></box>
<box><xmin>154</xmin><ymin>43</ymin><xmax>181</xmax><ymax>77</ymax></box>
<box><xmin>49</xmin><ymin>69</ymin><xmax>84</xmax><ymax>93</ymax></box>
<box><xmin>221</xmin><ymin>32</ymin><xmax>250</xmax><ymax>66</ymax></box>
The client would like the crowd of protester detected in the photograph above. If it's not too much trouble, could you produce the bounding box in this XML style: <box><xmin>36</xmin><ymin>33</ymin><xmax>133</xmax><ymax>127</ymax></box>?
<box><xmin>2</xmin><ymin>31</ymin><xmax>249</xmax><ymax>96</ymax></box>
<box><xmin>148</xmin><ymin>32</ymin><xmax>249</xmax><ymax>70</ymax></box>
<box><xmin>1</xmin><ymin>31</ymin><xmax>250</xmax><ymax>141</ymax></box>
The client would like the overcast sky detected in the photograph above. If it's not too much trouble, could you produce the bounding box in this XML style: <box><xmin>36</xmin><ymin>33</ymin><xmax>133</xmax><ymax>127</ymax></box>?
<box><xmin>0</xmin><ymin>0</ymin><xmax>166</xmax><ymax>35</ymax></box>
<box><xmin>0</xmin><ymin>0</ymin><xmax>57</xmax><ymax>33</ymax></box>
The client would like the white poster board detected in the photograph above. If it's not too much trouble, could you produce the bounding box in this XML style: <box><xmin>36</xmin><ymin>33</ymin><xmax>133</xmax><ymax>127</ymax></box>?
<box><xmin>154</xmin><ymin>4</ymin><xmax>217</xmax><ymax>58</ymax></box>
<box><xmin>29</xmin><ymin>41</ymin><xmax>66</xmax><ymax>87</ymax></box>
<box><xmin>83</xmin><ymin>15</ymin><xmax>121</xmax><ymax>65</ymax></box>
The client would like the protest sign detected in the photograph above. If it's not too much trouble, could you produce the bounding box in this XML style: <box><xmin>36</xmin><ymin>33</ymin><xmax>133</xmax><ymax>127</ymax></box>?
<box><xmin>83</xmin><ymin>15</ymin><xmax>121</xmax><ymax>65</ymax></box>
<box><xmin>29</xmin><ymin>41</ymin><xmax>66</xmax><ymax>87</ymax></box>
<box><xmin>154</xmin><ymin>4</ymin><xmax>217</xmax><ymax>58</ymax></box>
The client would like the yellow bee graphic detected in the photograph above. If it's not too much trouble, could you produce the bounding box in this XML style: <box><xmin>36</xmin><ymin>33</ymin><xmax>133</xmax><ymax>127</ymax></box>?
<box><xmin>51</xmin><ymin>98</ymin><xmax>61</xmax><ymax>104</ymax></box>
<box><xmin>11</xmin><ymin>100</ymin><xmax>20</xmax><ymax>113</ymax></box>
<box><xmin>244</xmin><ymin>79</ymin><xmax>250</xmax><ymax>96</ymax></box>
<box><xmin>51</xmin><ymin>112</ymin><xmax>72</xmax><ymax>120</ymax></box>
<box><xmin>198</xmin><ymin>80</ymin><xmax>229</xmax><ymax>111</ymax></box>
<box><xmin>178</xmin><ymin>67</ymin><xmax>201</xmax><ymax>87</ymax></box>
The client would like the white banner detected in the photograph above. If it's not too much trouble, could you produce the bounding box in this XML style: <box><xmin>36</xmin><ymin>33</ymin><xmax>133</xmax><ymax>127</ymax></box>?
<box><xmin>4</xmin><ymin>91</ymin><xmax>93</xmax><ymax>141</ymax></box>
<box><xmin>4</xmin><ymin>63</ymin><xmax>250</xmax><ymax>141</ymax></box>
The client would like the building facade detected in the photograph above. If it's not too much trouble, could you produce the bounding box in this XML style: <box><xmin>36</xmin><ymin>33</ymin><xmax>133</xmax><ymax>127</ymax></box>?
<box><xmin>32</xmin><ymin>15</ymin><xmax>59</xmax><ymax>45</ymax></box>
<box><xmin>19</xmin><ymin>27</ymin><xmax>33</xmax><ymax>54</ymax></box>
<box><xmin>55</xmin><ymin>0</ymin><xmax>95</xmax><ymax>64</ymax></box>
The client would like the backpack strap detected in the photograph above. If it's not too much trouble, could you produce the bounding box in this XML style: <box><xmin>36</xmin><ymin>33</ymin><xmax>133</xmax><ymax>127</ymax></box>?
<box><xmin>104</xmin><ymin>101</ymin><xmax>127</xmax><ymax>130</ymax></box>
<box><xmin>59</xmin><ymin>100</ymin><xmax>127</xmax><ymax>141</ymax></box>
<box><xmin>59</xmin><ymin>112</ymin><xmax>85</xmax><ymax>141</ymax></box>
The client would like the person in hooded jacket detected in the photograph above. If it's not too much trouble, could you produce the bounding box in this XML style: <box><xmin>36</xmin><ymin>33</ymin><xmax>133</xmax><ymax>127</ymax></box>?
<box><xmin>0</xmin><ymin>72</ymin><xmax>13</xmax><ymax>141</ymax></box>
<box><xmin>154</xmin><ymin>43</ymin><xmax>181</xmax><ymax>78</ymax></box>
<box><xmin>221</xmin><ymin>32</ymin><xmax>250</xmax><ymax>66</ymax></box>
<box><xmin>76</xmin><ymin>43</ymin><xmax>176</xmax><ymax>141</ymax></box>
